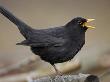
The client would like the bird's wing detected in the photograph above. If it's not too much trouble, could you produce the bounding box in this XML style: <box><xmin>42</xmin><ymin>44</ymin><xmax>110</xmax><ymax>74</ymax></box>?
<box><xmin>17</xmin><ymin>33</ymin><xmax>65</xmax><ymax>47</ymax></box>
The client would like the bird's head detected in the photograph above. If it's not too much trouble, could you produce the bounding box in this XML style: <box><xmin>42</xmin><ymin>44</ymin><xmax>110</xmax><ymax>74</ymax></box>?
<box><xmin>66</xmin><ymin>17</ymin><xmax>95</xmax><ymax>31</ymax></box>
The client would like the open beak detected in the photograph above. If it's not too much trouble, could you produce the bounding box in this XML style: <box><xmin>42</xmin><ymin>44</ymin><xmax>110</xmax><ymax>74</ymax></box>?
<box><xmin>83</xmin><ymin>19</ymin><xmax>95</xmax><ymax>28</ymax></box>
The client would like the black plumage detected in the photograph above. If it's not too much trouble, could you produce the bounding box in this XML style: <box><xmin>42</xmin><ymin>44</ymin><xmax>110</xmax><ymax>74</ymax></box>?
<box><xmin>0</xmin><ymin>6</ymin><xmax>94</xmax><ymax>74</ymax></box>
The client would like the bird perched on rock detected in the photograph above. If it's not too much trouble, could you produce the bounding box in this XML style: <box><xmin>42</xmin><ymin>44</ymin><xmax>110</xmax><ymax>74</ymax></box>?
<box><xmin>0</xmin><ymin>6</ymin><xmax>95</xmax><ymax>75</ymax></box>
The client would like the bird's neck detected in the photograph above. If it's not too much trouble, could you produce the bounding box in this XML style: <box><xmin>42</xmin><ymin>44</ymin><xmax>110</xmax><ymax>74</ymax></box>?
<box><xmin>64</xmin><ymin>25</ymin><xmax>86</xmax><ymax>42</ymax></box>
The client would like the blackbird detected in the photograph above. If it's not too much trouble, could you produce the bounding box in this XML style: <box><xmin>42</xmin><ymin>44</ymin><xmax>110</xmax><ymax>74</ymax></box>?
<box><xmin>0</xmin><ymin>6</ymin><xmax>95</xmax><ymax>74</ymax></box>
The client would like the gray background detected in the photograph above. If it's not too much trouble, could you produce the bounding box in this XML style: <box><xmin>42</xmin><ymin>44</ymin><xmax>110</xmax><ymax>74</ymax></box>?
<box><xmin>0</xmin><ymin>0</ymin><xmax>110</xmax><ymax>81</ymax></box>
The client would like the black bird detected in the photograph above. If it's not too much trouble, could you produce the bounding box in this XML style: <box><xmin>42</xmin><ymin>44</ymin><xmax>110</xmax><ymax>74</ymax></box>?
<box><xmin>0</xmin><ymin>6</ymin><xmax>95</xmax><ymax>74</ymax></box>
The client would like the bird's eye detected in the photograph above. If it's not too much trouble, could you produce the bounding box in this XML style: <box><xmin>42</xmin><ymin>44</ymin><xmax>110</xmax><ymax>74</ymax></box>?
<box><xmin>78</xmin><ymin>21</ymin><xmax>82</xmax><ymax>25</ymax></box>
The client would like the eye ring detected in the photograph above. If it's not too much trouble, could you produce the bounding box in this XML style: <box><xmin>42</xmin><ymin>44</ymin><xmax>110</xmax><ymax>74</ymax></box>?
<box><xmin>78</xmin><ymin>21</ymin><xmax>82</xmax><ymax>25</ymax></box>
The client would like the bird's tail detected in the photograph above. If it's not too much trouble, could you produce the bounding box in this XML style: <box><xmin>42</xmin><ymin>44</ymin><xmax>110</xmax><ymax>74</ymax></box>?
<box><xmin>0</xmin><ymin>6</ymin><xmax>32</xmax><ymax>39</ymax></box>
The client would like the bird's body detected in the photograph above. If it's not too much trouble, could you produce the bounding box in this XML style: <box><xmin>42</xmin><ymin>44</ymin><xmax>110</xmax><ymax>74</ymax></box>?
<box><xmin>30</xmin><ymin>26</ymin><xmax>85</xmax><ymax>64</ymax></box>
<box><xmin>0</xmin><ymin>6</ymin><xmax>94</xmax><ymax>74</ymax></box>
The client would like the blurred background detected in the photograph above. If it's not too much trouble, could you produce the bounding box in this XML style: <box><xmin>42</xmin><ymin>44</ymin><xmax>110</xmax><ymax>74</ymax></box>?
<box><xmin>0</xmin><ymin>0</ymin><xmax>110</xmax><ymax>82</ymax></box>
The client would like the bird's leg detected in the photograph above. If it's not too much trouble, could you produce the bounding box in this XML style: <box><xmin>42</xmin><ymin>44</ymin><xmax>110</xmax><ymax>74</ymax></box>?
<box><xmin>53</xmin><ymin>64</ymin><xmax>62</xmax><ymax>75</ymax></box>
